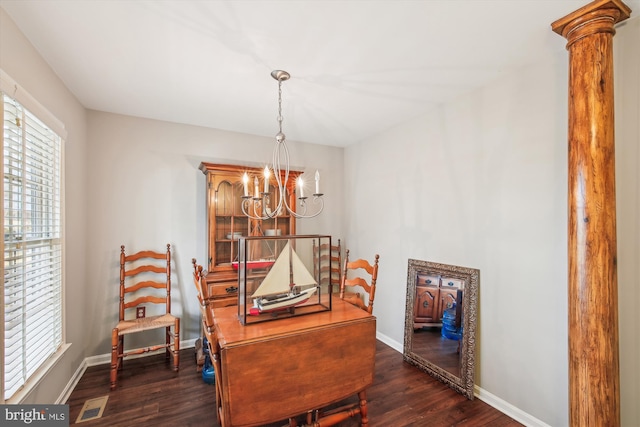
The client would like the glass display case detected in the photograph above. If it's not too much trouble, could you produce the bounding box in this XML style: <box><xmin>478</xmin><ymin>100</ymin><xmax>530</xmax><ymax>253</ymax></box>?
<box><xmin>237</xmin><ymin>235</ymin><xmax>333</xmax><ymax>325</ymax></box>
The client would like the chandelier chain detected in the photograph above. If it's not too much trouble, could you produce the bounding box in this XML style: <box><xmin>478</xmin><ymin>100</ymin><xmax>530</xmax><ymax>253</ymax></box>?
<box><xmin>277</xmin><ymin>80</ymin><xmax>283</xmax><ymax>135</ymax></box>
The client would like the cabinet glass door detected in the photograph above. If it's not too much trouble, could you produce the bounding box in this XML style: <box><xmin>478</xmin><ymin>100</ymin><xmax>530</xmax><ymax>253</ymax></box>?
<box><xmin>214</xmin><ymin>179</ymin><xmax>248</xmax><ymax>267</ymax></box>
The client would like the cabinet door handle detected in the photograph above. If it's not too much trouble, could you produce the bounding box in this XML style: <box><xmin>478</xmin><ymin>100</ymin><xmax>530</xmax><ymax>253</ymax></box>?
<box><xmin>225</xmin><ymin>286</ymin><xmax>238</xmax><ymax>293</ymax></box>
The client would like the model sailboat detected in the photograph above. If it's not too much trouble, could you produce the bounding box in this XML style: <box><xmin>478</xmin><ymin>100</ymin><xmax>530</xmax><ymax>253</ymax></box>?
<box><xmin>249</xmin><ymin>241</ymin><xmax>318</xmax><ymax>315</ymax></box>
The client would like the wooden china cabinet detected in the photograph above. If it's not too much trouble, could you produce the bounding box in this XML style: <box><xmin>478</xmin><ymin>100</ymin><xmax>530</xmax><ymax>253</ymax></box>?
<box><xmin>199</xmin><ymin>162</ymin><xmax>302</xmax><ymax>308</ymax></box>
<box><xmin>413</xmin><ymin>273</ymin><xmax>463</xmax><ymax>330</ymax></box>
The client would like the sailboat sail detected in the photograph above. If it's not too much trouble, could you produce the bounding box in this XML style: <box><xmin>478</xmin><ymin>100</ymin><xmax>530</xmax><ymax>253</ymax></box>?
<box><xmin>252</xmin><ymin>241</ymin><xmax>317</xmax><ymax>298</ymax></box>
<box><xmin>291</xmin><ymin>245</ymin><xmax>317</xmax><ymax>287</ymax></box>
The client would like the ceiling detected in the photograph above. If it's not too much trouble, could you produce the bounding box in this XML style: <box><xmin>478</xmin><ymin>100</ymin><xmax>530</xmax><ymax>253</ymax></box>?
<box><xmin>2</xmin><ymin>0</ymin><xmax>638</xmax><ymax>147</ymax></box>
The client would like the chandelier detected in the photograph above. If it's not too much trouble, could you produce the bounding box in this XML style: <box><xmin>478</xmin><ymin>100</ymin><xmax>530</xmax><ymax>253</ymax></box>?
<box><xmin>241</xmin><ymin>70</ymin><xmax>325</xmax><ymax>220</ymax></box>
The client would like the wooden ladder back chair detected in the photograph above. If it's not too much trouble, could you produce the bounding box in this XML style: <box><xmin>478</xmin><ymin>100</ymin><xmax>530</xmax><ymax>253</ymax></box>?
<box><xmin>110</xmin><ymin>244</ymin><xmax>180</xmax><ymax>390</ymax></box>
<box><xmin>192</xmin><ymin>259</ymin><xmax>209</xmax><ymax>373</ymax></box>
<box><xmin>192</xmin><ymin>259</ymin><xmax>223</xmax><ymax>424</ymax></box>
<box><xmin>340</xmin><ymin>250</ymin><xmax>380</xmax><ymax>314</ymax></box>
<box><xmin>313</xmin><ymin>238</ymin><xmax>342</xmax><ymax>292</ymax></box>
<box><xmin>192</xmin><ymin>259</ymin><xmax>215</xmax><ymax>332</ymax></box>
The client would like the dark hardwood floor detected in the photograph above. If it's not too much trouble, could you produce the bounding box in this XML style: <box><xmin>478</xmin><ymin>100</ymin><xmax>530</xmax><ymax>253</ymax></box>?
<box><xmin>66</xmin><ymin>341</ymin><xmax>523</xmax><ymax>426</ymax></box>
<box><xmin>411</xmin><ymin>327</ymin><xmax>461</xmax><ymax>378</ymax></box>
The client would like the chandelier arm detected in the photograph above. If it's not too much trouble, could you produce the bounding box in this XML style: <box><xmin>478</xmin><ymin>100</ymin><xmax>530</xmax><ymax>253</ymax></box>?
<box><xmin>290</xmin><ymin>196</ymin><xmax>325</xmax><ymax>219</ymax></box>
<box><xmin>272</xmin><ymin>136</ymin><xmax>290</xmax><ymax>188</ymax></box>
<box><xmin>270</xmin><ymin>133</ymin><xmax>290</xmax><ymax>216</ymax></box>
<box><xmin>280</xmin><ymin>191</ymin><xmax>297</xmax><ymax>216</ymax></box>
<box><xmin>268</xmin><ymin>190</ymin><xmax>285</xmax><ymax>219</ymax></box>
<box><xmin>241</xmin><ymin>195</ymin><xmax>281</xmax><ymax>221</ymax></box>
<box><xmin>241</xmin><ymin>198</ymin><xmax>263</xmax><ymax>220</ymax></box>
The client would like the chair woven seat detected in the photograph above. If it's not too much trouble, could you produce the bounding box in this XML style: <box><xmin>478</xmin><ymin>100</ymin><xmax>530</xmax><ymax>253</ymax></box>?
<box><xmin>116</xmin><ymin>313</ymin><xmax>178</xmax><ymax>335</ymax></box>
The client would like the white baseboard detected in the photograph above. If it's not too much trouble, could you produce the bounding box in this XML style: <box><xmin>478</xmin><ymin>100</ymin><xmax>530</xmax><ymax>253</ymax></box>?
<box><xmin>376</xmin><ymin>330</ymin><xmax>403</xmax><ymax>353</ymax></box>
<box><xmin>56</xmin><ymin>356</ymin><xmax>87</xmax><ymax>404</ymax></box>
<box><xmin>376</xmin><ymin>333</ymin><xmax>548</xmax><ymax>427</ymax></box>
<box><xmin>57</xmin><ymin>338</ymin><xmax>197</xmax><ymax>404</ymax></box>
<box><xmin>474</xmin><ymin>387</ymin><xmax>552</xmax><ymax>427</ymax></box>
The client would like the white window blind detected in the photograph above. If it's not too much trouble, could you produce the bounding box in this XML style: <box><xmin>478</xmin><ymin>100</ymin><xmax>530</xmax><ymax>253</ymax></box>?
<box><xmin>2</xmin><ymin>91</ymin><xmax>63</xmax><ymax>401</ymax></box>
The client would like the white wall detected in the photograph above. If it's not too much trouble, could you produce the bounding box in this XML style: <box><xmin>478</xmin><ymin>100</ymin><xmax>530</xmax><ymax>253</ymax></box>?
<box><xmin>344</xmin><ymin>16</ymin><xmax>639</xmax><ymax>427</ymax></box>
<box><xmin>84</xmin><ymin>111</ymin><xmax>344</xmax><ymax>355</ymax></box>
<box><xmin>0</xmin><ymin>7</ymin><xmax>88</xmax><ymax>404</ymax></box>
<box><xmin>615</xmin><ymin>16</ymin><xmax>640</xmax><ymax>427</ymax></box>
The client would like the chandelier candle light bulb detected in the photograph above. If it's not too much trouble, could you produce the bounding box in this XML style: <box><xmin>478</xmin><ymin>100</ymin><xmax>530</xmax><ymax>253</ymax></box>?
<box><xmin>315</xmin><ymin>170</ymin><xmax>320</xmax><ymax>195</ymax></box>
<box><xmin>254</xmin><ymin>176</ymin><xmax>259</xmax><ymax>199</ymax></box>
<box><xmin>298</xmin><ymin>176</ymin><xmax>304</xmax><ymax>198</ymax></box>
<box><xmin>263</xmin><ymin>166</ymin><xmax>270</xmax><ymax>193</ymax></box>
<box><xmin>243</xmin><ymin>172</ymin><xmax>249</xmax><ymax>197</ymax></box>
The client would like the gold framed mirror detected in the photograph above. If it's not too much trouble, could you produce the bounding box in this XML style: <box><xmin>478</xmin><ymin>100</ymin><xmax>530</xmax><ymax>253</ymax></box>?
<box><xmin>403</xmin><ymin>259</ymin><xmax>479</xmax><ymax>399</ymax></box>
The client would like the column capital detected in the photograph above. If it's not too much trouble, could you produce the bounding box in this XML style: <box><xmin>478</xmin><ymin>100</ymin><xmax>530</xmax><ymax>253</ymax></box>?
<box><xmin>551</xmin><ymin>0</ymin><xmax>631</xmax><ymax>46</ymax></box>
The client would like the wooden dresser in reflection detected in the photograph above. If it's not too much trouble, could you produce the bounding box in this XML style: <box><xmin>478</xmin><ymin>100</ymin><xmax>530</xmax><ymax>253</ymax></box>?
<box><xmin>212</xmin><ymin>299</ymin><xmax>376</xmax><ymax>427</ymax></box>
<box><xmin>413</xmin><ymin>273</ymin><xmax>463</xmax><ymax>329</ymax></box>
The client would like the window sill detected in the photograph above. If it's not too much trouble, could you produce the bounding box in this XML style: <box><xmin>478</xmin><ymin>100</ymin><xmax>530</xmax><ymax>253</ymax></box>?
<box><xmin>5</xmin><ymin>343</ymin><xmax>72</xmax><ymax>404</ymax></box>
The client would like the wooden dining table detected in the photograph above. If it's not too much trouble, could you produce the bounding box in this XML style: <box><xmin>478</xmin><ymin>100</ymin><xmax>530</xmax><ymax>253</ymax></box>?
<box><xmin>212</xmin><ymin>298</ymin><xmax>377</xmax><ymax>427</ymax></box>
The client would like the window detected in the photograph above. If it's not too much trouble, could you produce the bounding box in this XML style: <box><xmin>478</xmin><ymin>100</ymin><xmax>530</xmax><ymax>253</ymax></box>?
<box><xmin>2</xmin><ymin>76</ymin><xmax>64</xmax><ymax>401</ymax></box>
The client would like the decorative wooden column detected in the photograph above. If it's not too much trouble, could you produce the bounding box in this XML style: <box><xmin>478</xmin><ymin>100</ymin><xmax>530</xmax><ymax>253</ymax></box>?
<box><xmin>551</xmin><ymin>1</ymin><xmax>631</xmax><ymax>425</ymax></box>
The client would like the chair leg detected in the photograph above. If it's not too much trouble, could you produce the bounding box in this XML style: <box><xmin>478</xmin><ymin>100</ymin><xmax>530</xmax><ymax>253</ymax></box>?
<box><xmin>165</xmin><ymin>326</ymin><xmax>171</xmax><ymax>363</ymax></box>
<box><xmin>118</xmin><ymin>335</ymin><xmax>124</xmax><ymax>370</ymax></box>
<box><xmin>173</xmin><ymin>318</ymin><xmax>180</xmax><ymax>371</ymax></box>
<box><xmin>358</xmin><ymin>390</ymin><xmax>368</xmax><ymax>427</ymax></box>
<box><xmin>110</xmin><ymin>328</ymin><xmax>119</xmax><ymax>390</ymax></box>
<box><xmin>215</xmin><ymin>380</ymin><xmax>222</xmax><ymax>424</ymax></box>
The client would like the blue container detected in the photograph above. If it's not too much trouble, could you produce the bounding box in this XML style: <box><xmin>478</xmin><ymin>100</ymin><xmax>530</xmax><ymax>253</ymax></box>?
<box><xmin>202</xmin><ymin>354</ymin><xmax>215</xmax><ymax>385</ymax></box>
<box><xmin>441</xmin><ymin>306</ymin><xmax>462</xmax><ymax>341</ymax></box>
<box><xmin>201</xmin><ymin>336</ymin><xmax>215</xmax><ymax>385</ymax></box>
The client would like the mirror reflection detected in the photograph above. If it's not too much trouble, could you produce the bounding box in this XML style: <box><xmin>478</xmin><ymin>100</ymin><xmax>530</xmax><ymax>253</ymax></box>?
<box><xmin>403</xmin><ymin>259</ymin><xmax>479</xmax><ymax>399</ymax></box>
